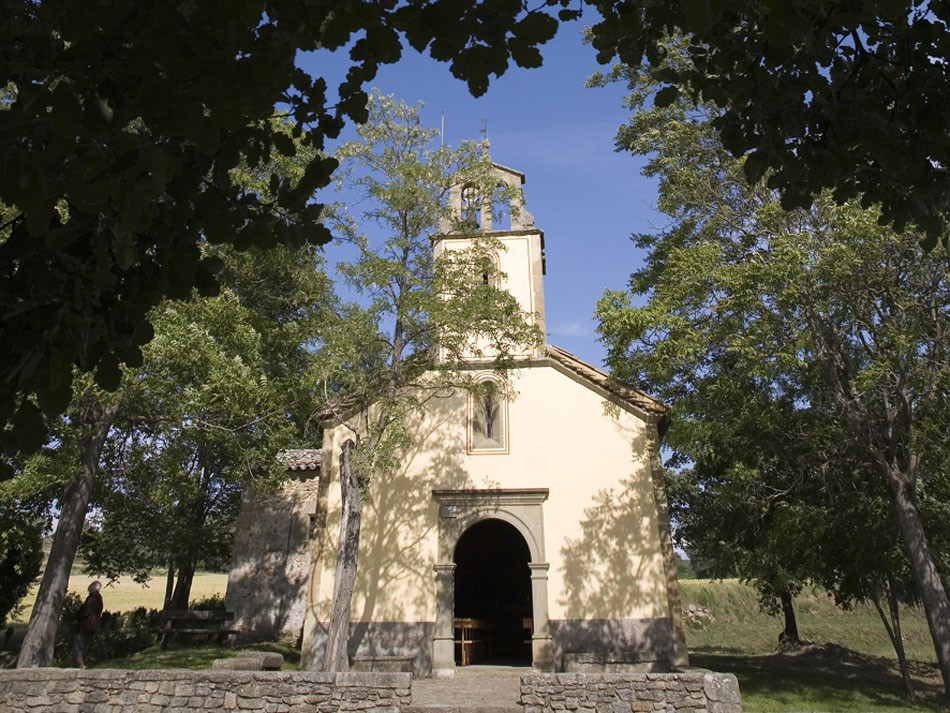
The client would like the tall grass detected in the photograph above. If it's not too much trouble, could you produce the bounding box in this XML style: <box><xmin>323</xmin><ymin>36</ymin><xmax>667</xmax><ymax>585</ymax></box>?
<box><xmin>12</xmin><ymin>572</ymin><xmax>229</xmax><ymax>623</ymax></box>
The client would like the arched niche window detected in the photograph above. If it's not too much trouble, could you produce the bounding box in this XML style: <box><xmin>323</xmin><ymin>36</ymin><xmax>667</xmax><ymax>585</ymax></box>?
<box><xmin>460</xmin><ymin>183</ymin><xmax>481</xmax><ymax>227</ymax></box>
<box><xmin>468</xmin><ymin>376</ymin><xmax>508</xmax><ymax>454</ymax></box>
<box><xmin>479</xmin><ymin>251</ymin><xmax>501</xmax><ymax>290</ymax></box>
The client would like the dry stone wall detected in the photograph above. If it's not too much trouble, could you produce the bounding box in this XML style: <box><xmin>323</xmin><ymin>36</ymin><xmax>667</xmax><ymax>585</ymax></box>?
<box><xmin>0</xmin><ymin>669</ymin><xmax>410</xmax><ymax>713</ymax></box>
<box><xmin>520</xmin><ymin>672</ymin><xmax>742</xmax><ymax>713</ymax></box>
<box><xmin>225</xmin><ymin>474</ymin><xmax>323</xmax><ymax>641</ymax></box>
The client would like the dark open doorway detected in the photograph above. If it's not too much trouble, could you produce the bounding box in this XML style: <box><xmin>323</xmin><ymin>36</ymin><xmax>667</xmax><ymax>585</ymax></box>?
<box><xmin>453</xmin><ymin>518</ymin><xmax>532</xmax><ymax>666</ymax></box>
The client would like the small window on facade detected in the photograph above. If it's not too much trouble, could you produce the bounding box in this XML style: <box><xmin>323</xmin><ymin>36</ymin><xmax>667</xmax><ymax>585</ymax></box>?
<box><xmin>468</xmin><ymin>378</ymin><xmax>508</xmax><ymax>453</ymax></box>
<box><xmin>478</xmin><ymin>251</ymin><xmax>501</xmax><ymax>290</ymax></box>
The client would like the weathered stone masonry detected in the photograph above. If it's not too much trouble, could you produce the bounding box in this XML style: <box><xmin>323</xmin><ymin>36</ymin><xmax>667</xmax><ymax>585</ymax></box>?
<box><xmin>0</xmin><ymin>669</ymin><xmax>410</xmax><ymax>713</ymax></box>
<box><xmin>520</xmin><ymin>673</ymin><xmax>742</xmax><ymax>713</ymax></box>
<box><xmin>0</xmin><ymin>670</ymin><xmax>741</xmax><ymax>713</ymax></box>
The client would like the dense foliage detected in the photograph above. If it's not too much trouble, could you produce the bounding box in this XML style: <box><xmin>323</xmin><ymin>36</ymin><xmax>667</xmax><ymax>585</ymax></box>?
<box><xmin>585</xmin><ymin>1</ymin><xmax>950</xmax><ymax>241</ymax></box>
<box><xmin>0</xmin><ymin>0</ymin><xmax>567</xmax><ymax>471</ymax></box>
<box><xmin>4</xmin><ymin>1</ymin><xmax>949</xmax><ymax>473</ymax></box>
<box><xmin>0</xmin><ymin>500</ymin><xmax>44</xmax><ymax>627</ymax></box>
<box><xmin>14</xmin><ymin>127</ymin><xmax>331</xmax><ymax>667</ymax></box>
<box><xmin>595</xmin><ymin>46</ymin><xmax>950</xmax><ymax>696</ymax></box>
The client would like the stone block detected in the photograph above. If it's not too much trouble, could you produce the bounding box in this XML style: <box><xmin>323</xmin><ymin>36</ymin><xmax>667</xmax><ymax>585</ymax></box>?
<box><xmin>702</xmin><ymin>675</ymin><xmax>740</xmax><ymax>705</ymax></box>
<box><xmin>83</xmin><ymin>690</ymin><xmax>109</xmax><ymax>703</ymax></box>
<box><xmin>48</xmin><ymin>680</ymin><xmax>78</xmax><ymax>694</ymax></box>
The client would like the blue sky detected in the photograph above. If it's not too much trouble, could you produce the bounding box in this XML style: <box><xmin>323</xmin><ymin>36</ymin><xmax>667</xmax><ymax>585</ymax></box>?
<box><xmin>300</xmin><ymin>23</ymin><xmax>662</xmax><ymax>367</ymax></box>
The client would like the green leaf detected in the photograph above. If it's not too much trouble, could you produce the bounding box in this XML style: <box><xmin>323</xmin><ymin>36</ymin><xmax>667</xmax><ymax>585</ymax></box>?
<box><xmin>95</xmin><ymin>354</ymin><xmax>122</xmax><ymax>391</ymax></box>
<box><xmin>12</xmin><ymin>402</ymin><xmax>46</xmax><ymax>453</ymax></box>
<box><xmin>111</xmin><ymin>228</ymin><xmax>138</xmax><ymax>271</ymax></box>
<box><xmin>654</xmin><ymin>85</ymin><xmax>680</xmax><ymax>108</ymax></box>
<box><xmin>512</xmin><ymin>13</ymin><xmax>558</xmax><ymax>43</ymax></box>
<box><xmin>678</xmin><ymin>0</ymin><xmax>721</xmax><ymax>33</ymax></box>
<box><xmin>272</xmin><ymin>131</ymin><xmax>297</xmax><ymax>158</ymax></box>
<box><xmin>743</xmin><ymin>150</ymin><xmax>770</xmax><ymax>182</ymax></box>
<box><xmin>51</xmin><ymin>82</ymin><xmax>83</xmax><ymax>139</ymax></box>
<box><xmin>510</xmin><ymin>42</ymin><xmax>543</xmax><ymax>69</ymax></box>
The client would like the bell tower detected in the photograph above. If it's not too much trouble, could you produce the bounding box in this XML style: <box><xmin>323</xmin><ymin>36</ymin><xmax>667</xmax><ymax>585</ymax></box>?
<box><xmin>434</xmin><ymin>162</ymin><xmax>547</xmax><ymax>361</ymax></box>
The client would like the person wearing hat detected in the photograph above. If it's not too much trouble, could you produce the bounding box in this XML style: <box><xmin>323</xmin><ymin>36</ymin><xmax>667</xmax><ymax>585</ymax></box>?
<box><xmin>72</xmin><ymin>581</ymin><xmax>103</xmax><ymax>668</ymax></box>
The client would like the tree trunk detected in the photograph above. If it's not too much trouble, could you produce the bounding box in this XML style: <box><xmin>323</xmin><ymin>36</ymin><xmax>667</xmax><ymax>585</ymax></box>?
<box><xmin>17</xmin><ymin>392</ymin><xmax>117</xmax><ymax>668</ymax></box>
<box><xmin>322</xmin><ymin>440</ymin><xmax>363</xmax><ymax>672</ymax></box>
<box><xmin>779</xmin><ymin>590</ymin><xmax>800</xmax><ymax>646</ymax></box>
<box><xmin>17</xmin><ymin>472</ymin><xmax>93</xmax><ymax>668</ymax></box>
<box><xmin>170</xmin><ymin>557</ymin><xmax>197</xmax><ymax>610</ymax></box>
<box><xmin>886</xmin><ymin>472</ymin><xmax>950</xmax><ymax>696</ymax></box>
<box><xmin>810</xmin><ymin>318</ymin><xmax>950</xmax><ymax>696</ymax></box>
<box><xmin>872</xmin><ymin>571</ymin><xmax>914</xmax><ymax>701</ymax></box>
<box><xmin>163</xmin><ymin>563</ymin><xmax>175</xmax><ymax>610</ymax></box>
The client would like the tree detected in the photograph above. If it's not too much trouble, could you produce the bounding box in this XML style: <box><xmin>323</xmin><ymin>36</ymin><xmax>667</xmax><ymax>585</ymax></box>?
<box><xmin>311</xmin><ymin>94</ymin><xmax>542</xmax><ymax>671</ymax></box>
<box><xmin>5</xmin><ymin>1</ymin><xmax>950</xmax><ymax>468</ymax></box>
<box><xmin>0</xmin><ymin>1</ymin><xmax>567</xmax><ymax>471</ymax></box>
<box><xmin>662</xmin><ymin>384</ymin><xmax>826</xmax><ymax>647</ymax></box>
<box><xmin>16</xmin><ymin>383</ymin><xmax>121</xmax><ymax>668</ymax></box>
<box><xmin>0</xmin><ymin>498</ymin><xmax>44</xmax><ymax>628</ymax></box>
<box><xmin>16</xmin><ymin>127</ymin><xmax>332</xmax><ymax>667</ymax></box>
<box><xmin>583</xmin><ymin>0</ymin><xmax>950</xmax><ymax>241</ymax></box>
<box><xmin>595</xmin><ymin>53</ymin><xmax>950</xmax><ymax>695</ymax></box>
<box><xmin>81</xmin><ymin>241</ymin><xmax>332</xmax><ymax>609</ymax></box>
<box><xmin>17</xmin><ymin>244</ymin><xmax>328</xmax><ymax>667</ymax></box>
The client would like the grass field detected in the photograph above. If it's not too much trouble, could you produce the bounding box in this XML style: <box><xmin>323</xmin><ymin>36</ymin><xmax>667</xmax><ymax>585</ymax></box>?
<box><xmin>679</xmin><ymin>579</ymin><xmax>944</xmax><ymax>712</ymax></box>
<box><xmin>12</xmin><ymin>572</ymin><xmax>229</xmax><ymax>623</ymax></box>
<box><xmin>7</xmin><ymin>575</ymin><xmax>947</xmax><ymax>711</ymax></box>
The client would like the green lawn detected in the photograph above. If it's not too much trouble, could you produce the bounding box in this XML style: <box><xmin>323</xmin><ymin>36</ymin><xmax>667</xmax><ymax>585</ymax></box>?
<box><xmin>99</xmin><ymin>640</ymin><xmax>301</xmax><ymax>671</ymax></box>
<box><xmin>12</xmin><ymin>572</ymin><xmax>229</xmax><ymax>622</ymax></box>
<box><xmin>680</xmin><ymin>580</ymin><xmax>945</xmax><ymax>712</ymax></box>
<box><xmin>6</xmin><ymin>574</ymin><xmax>947</xmax><ymax>712</ymax></box>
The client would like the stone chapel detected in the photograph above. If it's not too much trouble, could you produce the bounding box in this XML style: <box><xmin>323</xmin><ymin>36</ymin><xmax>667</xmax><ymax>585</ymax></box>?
<box><xmin>225</xmin><ymin>163</ymin><xmax>687</xmax><ymax>676</ymax></box>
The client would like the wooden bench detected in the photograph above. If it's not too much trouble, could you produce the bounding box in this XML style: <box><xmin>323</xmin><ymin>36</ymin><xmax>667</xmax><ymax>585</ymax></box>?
<box><xmin>454</xmin><ymin>617</ymin><xmax>491</xmax><ymax>666</ymax></box>
<box><xmin>158</xmin><ymin>610</ymin><xmax>238</xmax><ymax>650</ymax></box>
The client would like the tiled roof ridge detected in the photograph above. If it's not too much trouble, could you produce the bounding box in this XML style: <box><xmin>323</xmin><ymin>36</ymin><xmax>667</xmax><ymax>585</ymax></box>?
<box><xmin>545</xmin><ymin>344</ymin><xmax>669</xmax><ymax>415</ymax></box>
<box><xmin>277</xmin><ymin>448</ymin><xmax>323</xmax><ymax>471</ymax></box>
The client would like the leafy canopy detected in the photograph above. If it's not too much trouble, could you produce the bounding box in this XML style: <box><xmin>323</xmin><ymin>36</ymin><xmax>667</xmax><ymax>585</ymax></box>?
<box><xmin>595</xmin><ymin>49</ymin><xmax>950</xmax><ymax>684</ymax></box>
<box><xmin>586</xmin><ymin>1</ymin><xmax>950</xmax><ymax>242</ymax></box>
<box><xmin>0</xmin><ymin>0</ymin><xmax>566</xmax><ymax>472</ymax></box>
<box><xmin>5</xmin><ymin>0</ymin><xmax>950</xmax><ymax>472</ymax></box>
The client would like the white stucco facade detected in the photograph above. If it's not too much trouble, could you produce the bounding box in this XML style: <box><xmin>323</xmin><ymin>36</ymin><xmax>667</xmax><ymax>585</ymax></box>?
<box><xmin>294</xmin><ymin>163</ymin><xmax>687</xmax><ymax>675</ymax></box>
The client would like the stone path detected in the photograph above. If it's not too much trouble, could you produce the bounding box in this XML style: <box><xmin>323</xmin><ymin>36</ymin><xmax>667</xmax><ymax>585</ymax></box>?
<box><xmin>407</xmin><ymin>665</ymin><xmax>526</xmax><ymax>713</ymax></box>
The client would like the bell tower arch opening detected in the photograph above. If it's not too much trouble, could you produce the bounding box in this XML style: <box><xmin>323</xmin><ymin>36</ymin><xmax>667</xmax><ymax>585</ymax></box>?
<box><xmin>453</xmin><ymin>519</ymin><xmax>532</xmax><ymax>665</ymax></box>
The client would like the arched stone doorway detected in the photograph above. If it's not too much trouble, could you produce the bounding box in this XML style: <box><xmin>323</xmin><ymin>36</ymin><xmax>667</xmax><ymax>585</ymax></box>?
<box><xmin>431</xmin><ymin>489</ymin><xmax>554</xmax><ymax>675</ymax></box>
<box><xmin>453</xmin><ymin>519</ymin><xmax>532</xmax><ymax>665</ymax></box>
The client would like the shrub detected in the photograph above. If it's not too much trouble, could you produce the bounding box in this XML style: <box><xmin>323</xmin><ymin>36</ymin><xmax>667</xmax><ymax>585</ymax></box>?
<box><xmin>189</xmin><ymin>594</ymin><xmax>226</xmax><ymax>611</ymax></box>
<box><xmin>0</xmin><ymin>506</ymin><xmax>44</xmax><ymax>628</ymax></box>
<box><xmin>54</xmin><ymin>593</ymin><xmax>161</xmax><ymax>665</ymax></box>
